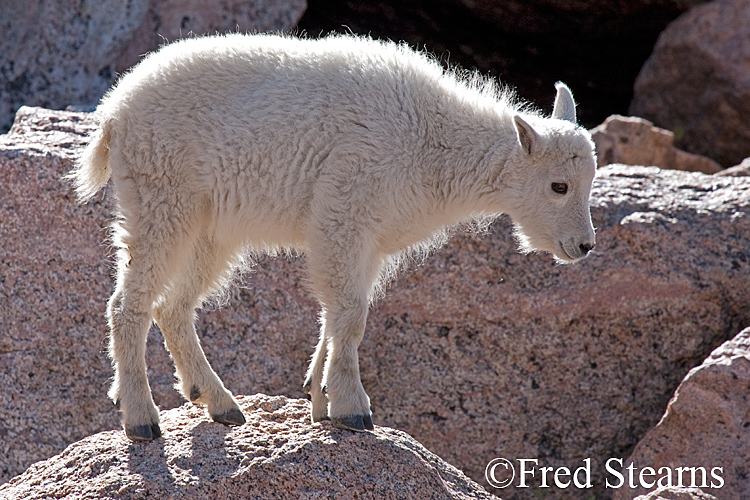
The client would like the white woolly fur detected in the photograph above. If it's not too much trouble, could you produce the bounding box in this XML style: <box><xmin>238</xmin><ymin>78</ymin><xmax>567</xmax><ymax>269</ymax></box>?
<box><xmin>70</xmin><ymin>33</ymin><xmax>597</xmax><ymax>439</ymax></box>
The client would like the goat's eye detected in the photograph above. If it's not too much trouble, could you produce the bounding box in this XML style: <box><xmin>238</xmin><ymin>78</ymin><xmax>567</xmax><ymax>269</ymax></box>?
<box><xmin>551</xmin><ymin>182</ymin><xmax>568</xmax><ymax>195</ymax></box>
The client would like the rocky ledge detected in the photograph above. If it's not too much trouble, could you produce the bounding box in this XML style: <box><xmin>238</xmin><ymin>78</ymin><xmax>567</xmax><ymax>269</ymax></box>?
<box><xmin>0</xmin><ymin>394</ymin><xmax>496</xmax><ymax>499</ymax></box>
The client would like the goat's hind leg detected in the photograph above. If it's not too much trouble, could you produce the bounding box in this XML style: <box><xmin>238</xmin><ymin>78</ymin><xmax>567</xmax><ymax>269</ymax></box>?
<box><xmin>303</xmin><ymin>322</ymin><xmax>330</xmax><ymax>422</ymax></box>
<box><xmin>107</xmin><ymin>246</ymin><xmax>165</xmax><ymax>442</ymax></box>
<box><xmin>153</xmin><ymin>238</ymin><xmax>245</xmax><ymax>427</ymax></box>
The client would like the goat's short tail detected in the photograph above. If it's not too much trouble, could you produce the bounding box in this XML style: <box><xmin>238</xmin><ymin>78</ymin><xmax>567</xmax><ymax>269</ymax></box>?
<box><xmin>67</xmin><ymin>118</ymin><xmax>113</xmax><ymax>203</ymax></box>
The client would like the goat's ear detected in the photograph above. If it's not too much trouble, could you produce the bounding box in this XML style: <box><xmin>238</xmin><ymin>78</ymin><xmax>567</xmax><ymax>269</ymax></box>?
<box><xmin>552</xmin><ymin>81</ymin><xmax>576</xmax><ymax>123</ymax></box>
<box><xmin>514</xmin><ymin>115</ymin><xmax>539</xmax><ymax>155</ymax></box>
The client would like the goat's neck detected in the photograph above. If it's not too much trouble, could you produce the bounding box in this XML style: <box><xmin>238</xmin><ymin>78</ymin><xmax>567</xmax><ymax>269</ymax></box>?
<box><xmin>424</xmin><ymin>106</ymin><xmax>517</xmax><ymax>221</ymax></box>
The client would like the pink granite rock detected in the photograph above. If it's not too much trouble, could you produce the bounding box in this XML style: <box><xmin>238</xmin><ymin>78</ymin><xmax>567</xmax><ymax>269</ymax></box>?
<box><xmin>0</xmin><ymin>394</ymin><xmax>497</xmax><ymax>500</ymax></box>
<box><xmin>672</xmin><ymin>150</ymin><xmax>723</xmax><ymax>176</ymax></box>
<box><xmin>629</xmin><ymin>0</ymin><xmax>750</xmax><ymax>167</ymax></box>
<box><xmin>613</xmin><ymin>328</ymin><xmax>750</xmax><ymax>500</ymax></box>
<box><xmin>0</xmin><ymin>107</ymin><xmax>114</xmax><ymax>485</ymax></box>
<box><xmin>2</xmin><ymin>107</ymin><xmax>750</xmax><ymax>500</ymax></box>
<box><xmin>590</xmin><ymin>115</ymin><xmax>721</xmax><ymax>174</ymax></box>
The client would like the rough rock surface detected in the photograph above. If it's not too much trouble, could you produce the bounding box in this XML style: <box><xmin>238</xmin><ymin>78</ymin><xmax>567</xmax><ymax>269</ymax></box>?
<box><xmin>613</xmin><ymin>328</ymin><xmax>750</xmax><ymax>500</ymax></box>
<box><xmin>0</xmin><ymin>394</ymin><xmax>497</xmax><ymax>500</ymax></box>
<box><xmin>0</xmin><ymin>0</ymin><xmax>306</xmax><ymax>132</ymax></box>
<box><xmin>634</xmin><ymin>486</ymin><xmax>718</xmax><ymax>500</ymax></box>
<box><xmin>590</xmin><ymin>115</ymin><xmax>722</xmax><ymax>174</ymax></box>
<box><xmin>114</xmin><ymin>0</ymin><xmax>308</xmax><ymax>73</ymax></box>
<box><xmin>0</xmin><ymin>0</ymin><xmax>148</xmax><ymax>132</ymax></box>
<box><xmin>629</xmin><ymin>0</ymin><xmax>750</xmax><ymax>167</ymax></box>
<box><xmin>2</xmin><ymin>108</ymin><xmax>750</xmax><ymax>500</ymax></box>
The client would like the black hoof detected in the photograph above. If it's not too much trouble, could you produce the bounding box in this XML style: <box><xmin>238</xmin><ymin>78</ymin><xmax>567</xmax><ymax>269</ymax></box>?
<box><xmin>212</xmin><ymin>407</ymin><xmax>246</xmax><ymax>426</ymax></box>
<box><xmin>331</xmin><ymin>414</ymin><xmax>373</xmax><ymax>432</ymax></box>
<box><xmin>114</xmin><ymin>398</ymin><xmax>121</xmax><ymax>411</ymax></box>
<box><xmin>304</xmin><ymin>393</ymin><xmax>312</xmax><ymax>401</ymax></box>
<box><xmin>189</xmin><ymin>385</ymin><xmax>201</xmax><ymax>402</ymax></box>
<box><xmin>302</xmin><ymin>379</ymin><xmax>312</xmax><ymax>394</ymax></box>
<box><xmin>151</xmin><ymin>422</ymin><xmax>163</xmax><ymax>439</ymax></box>
<box><xmin>125</xmin><ymin>422</ymin><xmax>161</xmax><ymax>442</ymax></box>
<box><xmin>362</xmin><ymin>414</ymin><xmax>374</xmax><ymax>431</ymax></box>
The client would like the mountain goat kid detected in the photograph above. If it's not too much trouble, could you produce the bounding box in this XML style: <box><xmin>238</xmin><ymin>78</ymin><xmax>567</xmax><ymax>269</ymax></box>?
<box><xmin>70</xmin><ymin>34</ymin><xmax>597</xmax><ymax>441</ymax></box>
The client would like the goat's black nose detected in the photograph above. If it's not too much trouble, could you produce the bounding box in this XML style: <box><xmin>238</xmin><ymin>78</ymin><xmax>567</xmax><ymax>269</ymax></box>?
<box><xmin>579</xmin><ymin>242</ymin><xmax>595</xmax><ymax>255</ymax></box>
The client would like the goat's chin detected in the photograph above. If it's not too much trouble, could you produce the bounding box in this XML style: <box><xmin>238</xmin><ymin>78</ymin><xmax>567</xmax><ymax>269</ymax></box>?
<box><xmin>514</xmin><ymin>229</ymin><xmax>560</xmax><ymax>261</ymax></box>
<box><xmin>514</xmin><ymin>229</ymin><xmax>580</xmax><ymax>265</ymax></box>
<box><xmin>552</xmin><ymin>252</ymin><xmax>577</xmax><ymax>265</ymax></box>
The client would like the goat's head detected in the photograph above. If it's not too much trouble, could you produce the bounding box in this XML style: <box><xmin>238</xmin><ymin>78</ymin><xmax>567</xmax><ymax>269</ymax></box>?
<box><xmin>506</xmin><ymin>83</ymin><xmax>597</xmax><ymax>263</ymax></box>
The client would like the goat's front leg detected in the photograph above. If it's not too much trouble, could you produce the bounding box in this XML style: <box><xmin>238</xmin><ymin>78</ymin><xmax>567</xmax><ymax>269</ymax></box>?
<box><xmin>305</xmin><ymin>223</ymin><xmax>382</xmax><ymax>431</ymax></box>
<box><xmin>321</xmin><ymin>298</ymin><xmax>373</xmax><ymax>431</ymax></box>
